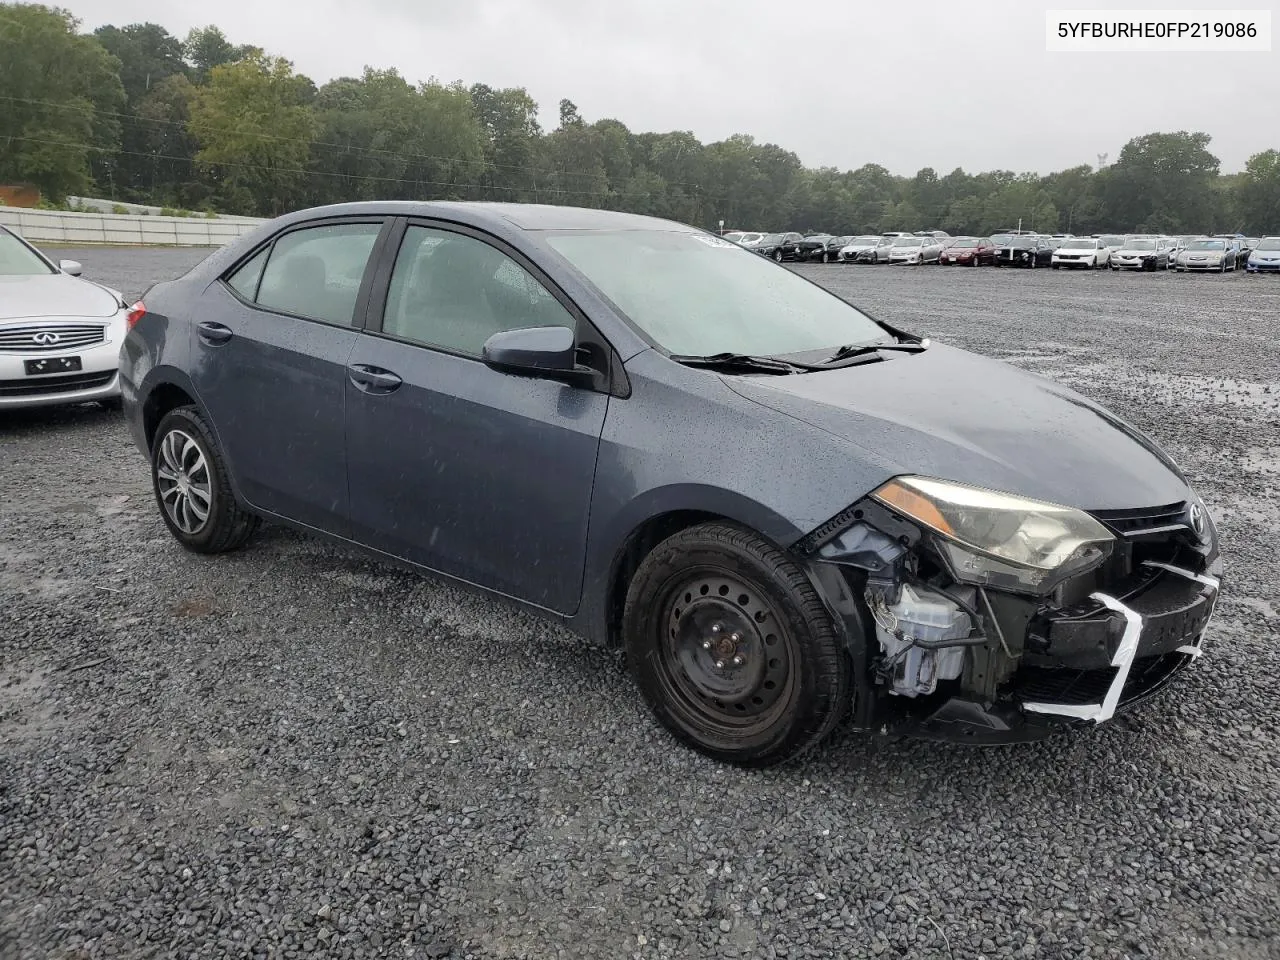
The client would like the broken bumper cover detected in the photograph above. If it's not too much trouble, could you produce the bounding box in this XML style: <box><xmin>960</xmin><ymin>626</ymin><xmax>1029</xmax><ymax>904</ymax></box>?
<box><xmin>883</xmin><ymin>559</ymin><xmax>1220</xmax><ymax>743</ymax></box>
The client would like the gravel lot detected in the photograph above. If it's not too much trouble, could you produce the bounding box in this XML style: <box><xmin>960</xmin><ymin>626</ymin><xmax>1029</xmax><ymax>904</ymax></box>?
<box><xmin>3</xmin><ymin>248</ymin><xmax>1279</xmax><ymax>960</ymax></box>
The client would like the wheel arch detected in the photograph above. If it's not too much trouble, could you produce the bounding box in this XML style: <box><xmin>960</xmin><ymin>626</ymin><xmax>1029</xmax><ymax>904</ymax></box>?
<box><xmin>582</xmin><ymin>486</ymin><xmax>808</xmax><ymax>649</ymax></box>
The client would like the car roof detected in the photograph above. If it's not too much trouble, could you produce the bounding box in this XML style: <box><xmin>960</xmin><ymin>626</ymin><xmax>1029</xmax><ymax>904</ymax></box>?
<box><xmin>272</xmin><ymin>201</ymin><xmax>699</xmax><ymax>234</ymax></box>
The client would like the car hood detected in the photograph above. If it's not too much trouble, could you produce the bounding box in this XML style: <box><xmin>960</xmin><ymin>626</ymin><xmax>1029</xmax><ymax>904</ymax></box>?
<box><xmin>726</xmin><ymin>344</ymin><xmax>1189</xmax><ymax>510</ymax></box>
<box><xmin>0</xmin><ymin>274</ymin><xmax>120</xmax><ymax>321</ymax></box>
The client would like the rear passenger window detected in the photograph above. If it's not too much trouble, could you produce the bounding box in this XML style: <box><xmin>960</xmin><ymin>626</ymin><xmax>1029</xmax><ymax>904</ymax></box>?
<box><xmin>253</xmin><ymin>223</ymin><xmax>382</xmax><ymax>326</ymax></box>
<box><xmin>226</xmin><ymin>247</ymin><xmax>268</xmax><ymax>300</ymax></box>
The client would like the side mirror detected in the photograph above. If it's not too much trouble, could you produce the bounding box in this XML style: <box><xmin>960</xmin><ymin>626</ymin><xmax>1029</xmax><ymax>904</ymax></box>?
<box><xmin>59</xmin><ymin>259</ymin><xmax>83</xmax><ymax>276</ymax></box>
<box><xmin>482</xmin><ymin>326</ymin><xmax>596</xmax><ymax>388</ymax></box>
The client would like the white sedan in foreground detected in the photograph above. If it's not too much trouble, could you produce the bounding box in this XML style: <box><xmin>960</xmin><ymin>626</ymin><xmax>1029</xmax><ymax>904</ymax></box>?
<box><xmin>0</xmin><ymin>226</ymin><xmax>132</xmax><ymax>410</ymax></box>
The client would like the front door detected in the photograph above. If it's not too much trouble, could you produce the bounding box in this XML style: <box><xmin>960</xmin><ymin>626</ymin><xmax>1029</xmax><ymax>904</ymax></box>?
<box><xmin>345</xmin><ymin>223</ymin><xmax>608</xmax><ymax>614</ymax></box>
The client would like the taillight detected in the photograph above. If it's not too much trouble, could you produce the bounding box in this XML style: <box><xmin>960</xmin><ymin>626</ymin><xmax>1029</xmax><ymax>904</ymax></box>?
<box><xmin>126</xmin><ymin>301</ymin><xmax>146</xmax><ymax>328</ymax></box>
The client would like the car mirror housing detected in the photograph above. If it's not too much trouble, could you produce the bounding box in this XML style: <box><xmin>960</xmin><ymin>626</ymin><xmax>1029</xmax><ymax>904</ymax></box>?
<box><xmin>59</xmin><ymin>259</ymin><xmax>83</xmax><ymax>276</ymax></box>
<box><xmin>482</xmin><ymin>326</ymin><xmax>593</xmax><ymax>385</ymax></box>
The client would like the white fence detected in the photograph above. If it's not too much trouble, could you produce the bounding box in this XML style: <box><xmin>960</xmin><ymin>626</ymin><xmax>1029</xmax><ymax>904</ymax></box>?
<box><xmin>0</xmin><ymin>205</ymin><xmax>268</xmax><ymax>247</ymax></box>
<box><xmin>65</xmin><ymin>196</ymin><xmax>265</xmax><ymax>222</ymax></box>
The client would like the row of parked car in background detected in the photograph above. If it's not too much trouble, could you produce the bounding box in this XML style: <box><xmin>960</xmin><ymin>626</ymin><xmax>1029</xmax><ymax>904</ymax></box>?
<box><xmin>724</xmin><ymin>229</ymin><xmax>1280</xmax><ymax>273</ymax></box>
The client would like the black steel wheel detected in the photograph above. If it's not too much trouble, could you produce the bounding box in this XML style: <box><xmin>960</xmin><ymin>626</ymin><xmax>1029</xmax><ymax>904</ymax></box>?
<box><xmin>623</xmin><ymin>522</ymin><xmax>850</xmax><ymax>767</ymax></box>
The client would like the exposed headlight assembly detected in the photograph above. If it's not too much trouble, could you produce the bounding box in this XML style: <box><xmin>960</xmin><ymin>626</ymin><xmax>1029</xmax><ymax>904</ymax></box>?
<box><xmin>872</xmin><ymin>476</ymin><xmax>1114</xmax><ymax>593</ymax></box>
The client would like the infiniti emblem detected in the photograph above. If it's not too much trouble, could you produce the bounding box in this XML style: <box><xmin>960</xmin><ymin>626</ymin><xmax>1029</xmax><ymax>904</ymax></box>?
<box><xmin>32</xmin><ymin>332</ymin><xmax>61</xmax><ymax>345</ymax></box>
<box><xmin>1188</xmin><ymin>502</ymin><xmax>1207</xmax><ymax>541</ymax></box>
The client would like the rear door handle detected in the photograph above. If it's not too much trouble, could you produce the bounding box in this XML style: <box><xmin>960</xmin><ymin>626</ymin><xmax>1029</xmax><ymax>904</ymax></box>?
<box><xmin>197</xmin><ymin>321</ymin><xmax>234</xmax><ymax>345</ymax></box>
<box><xmin>347</xmin><ymin>363</ymin><xmax>403</xmax><ymax>394</ymax></box>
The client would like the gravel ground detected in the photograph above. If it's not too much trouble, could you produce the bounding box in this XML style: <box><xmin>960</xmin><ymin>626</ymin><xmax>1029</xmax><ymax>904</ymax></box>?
<box><xmin>2</xmin><ymin>249</ymin><xmax>1279</xmax><ymax>960</ymax></box>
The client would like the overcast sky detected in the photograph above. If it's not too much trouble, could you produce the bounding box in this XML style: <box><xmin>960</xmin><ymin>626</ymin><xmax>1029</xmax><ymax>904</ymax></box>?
<box><xmin>76</xmin><ymin>0</ymin><xmax>1276</xmax><ymax>174</ymax></box>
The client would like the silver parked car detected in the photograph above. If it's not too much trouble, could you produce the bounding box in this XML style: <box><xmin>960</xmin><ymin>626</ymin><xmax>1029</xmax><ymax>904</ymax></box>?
<box><xmin>838</xmin><ymin>235</ymin><xmax>883</xmax><ymax>262</ymax></box>
<box><xmin>886</xmin><ymin>235</ymin><xmax>946</xmax><ymax>265</ymax></box>
<box><xmin>1175</xmin><ymin>238</ymin><xmax>1235</xmax><ymax>272</ymax></box>
<box><xmin>0</xmin><ymin>226</ymin><xmax>132</xmax><ymax>410</ymax></box>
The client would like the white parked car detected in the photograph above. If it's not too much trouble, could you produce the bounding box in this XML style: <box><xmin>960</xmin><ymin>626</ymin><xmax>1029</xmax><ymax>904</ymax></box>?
<box><xmin>734</xmin><ymin>232</ymin><xmax>766</xmax><ymax>247</ymax></box>
<box><xmin>1051</xmin><ymin>237</ymin><xmax>1109</xmax><ymax>269</ymax></box>
<box><xmin>0</xmin><ymin>226</ymin><xmax>132</xmax><ymax>410</ymax></box>
<box><xmin>887</xmin><ymin>235</ymin><xmax>945</xmax><ymax>264</ymax></box>
<box><xmin>838</xmin><ymin>235</ymin><xmax>882</xmax><ymax>262</ymax></box>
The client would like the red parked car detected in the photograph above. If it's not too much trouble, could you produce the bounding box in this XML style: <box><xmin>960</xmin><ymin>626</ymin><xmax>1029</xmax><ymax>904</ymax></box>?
<box><xmin>939</xmin><ymin>237</ymin><xmax>996</xmax><ymax>266</ymax></box>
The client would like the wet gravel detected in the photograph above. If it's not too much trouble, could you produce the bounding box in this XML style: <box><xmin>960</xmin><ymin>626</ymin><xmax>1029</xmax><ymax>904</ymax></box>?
<box><xmin>3</xmin><ymin>251</ymin><xmax>1279</xmax><ymax>959</ymax></box>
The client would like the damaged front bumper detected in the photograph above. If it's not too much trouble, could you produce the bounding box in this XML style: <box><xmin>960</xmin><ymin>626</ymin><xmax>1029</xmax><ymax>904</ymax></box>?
<box><xmin>798</xmin><ymin>492</ymin><xmax>1221</xmax><ymax>744</ymax></box>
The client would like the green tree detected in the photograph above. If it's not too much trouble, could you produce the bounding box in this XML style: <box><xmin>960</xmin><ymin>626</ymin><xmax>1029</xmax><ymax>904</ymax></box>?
<box><xmin>1098</xmin><ymin>131</ymin><xmax>1220</xmax><ymax>232</ymax></box>
<box><xmin>1235</xmin><ymin>150</ymin><xmax>1280</xmax><ymax>235</ymax></box>
<box><xmin>469</xmin><ymin>83</ymin><xmax>541</xmax><ymax>200</ymax></box>
<box><xmin>92</xmin><ymin>22</ymin><xmax>188</xmax><ymax>200</ymax></box>
<box><xmin>0</xmin><ymin>3</ymin><xmax>124</xmax><ymax>200</ymax></box>
<box><xmin>188</xmin><ymin>53</ymin><xmax>315</xmax><ymax>214</ymax></box>
<box><xmin>184</xmin><ymin>25</ymin><xmax>255</xmax><ymax>82</ymax></box>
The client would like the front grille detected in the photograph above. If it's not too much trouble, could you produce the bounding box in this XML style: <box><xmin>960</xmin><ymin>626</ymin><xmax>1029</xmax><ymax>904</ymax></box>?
<box><xmin>0</xmin><ymin>370</ymin><xmax>115</xmax><ymax>397</ymax></box>
<box><xmin>0</xmin><ymin>324</ymin><xmax>107</xmax><ymax>353</ymax></box>
<box><xmin>1091</xmin><ymin>502</ymin><xmax>1188</xmax><ymax>537</ymax></box>
<box><xmin>1016</xmin><ymin>652</ymin><xmax>1190</xmax><ymax>707</ymax></box>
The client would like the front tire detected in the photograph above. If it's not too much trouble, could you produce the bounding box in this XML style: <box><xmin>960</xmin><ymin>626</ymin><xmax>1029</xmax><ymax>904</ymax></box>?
<box><xmin>151</xmin><ymin>406</ymin><xmax>259</xmax><ymax>554</ymax></box>
<box><xmin>773</xmin><ymin>250</ymin><xmax>783</xmax><ymax>263</ymax></box>
<box><xmin>623</xmin><ymin>522</ymin><xmax>851</xmax><ymax>767</ymax></box>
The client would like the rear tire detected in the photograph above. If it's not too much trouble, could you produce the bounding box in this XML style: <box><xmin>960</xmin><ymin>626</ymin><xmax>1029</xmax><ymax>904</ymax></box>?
<box><xmin>623</xmin><ymin>522</ymin><xmax>850</xmax><ymax>767</ymax></box>
<box><xmin>151</xmin><ymin>406</ymin><xmax>259</xmax><ymax>554</ymax></box>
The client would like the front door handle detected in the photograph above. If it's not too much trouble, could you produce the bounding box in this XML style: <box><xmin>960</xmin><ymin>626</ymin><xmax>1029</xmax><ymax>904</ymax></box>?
<box><xmin>197</xmin><ymin>321</ymin><xmax>234</xmax><ymax>345</ymax></box>
<box><xmin>347</xmin><ymin>363</ymin><xmax>403</xmax><ymax>394</ymax></box>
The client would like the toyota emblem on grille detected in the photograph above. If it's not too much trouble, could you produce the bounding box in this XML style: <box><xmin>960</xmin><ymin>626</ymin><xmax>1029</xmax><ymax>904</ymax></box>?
<box><xmin>32</xmin><ymin>332</ymin><xmax>61</xmax><ymax>345</ymax></box>
<box><xmin>1188</xmin><ymin>502</ymin><xmax>1207</xmax><ymax>541</ymax></box>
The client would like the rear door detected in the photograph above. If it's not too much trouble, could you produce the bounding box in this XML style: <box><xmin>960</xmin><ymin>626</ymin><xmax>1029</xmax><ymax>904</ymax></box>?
<box><xmin>193</xmin><ymin>217</ymin><xmax>390</xmax><ymax>534</ymax></box>
<box><xmin>344</xmin><ymin>220</ymin><xmax>610</xmax><ymax>614</ymax></box>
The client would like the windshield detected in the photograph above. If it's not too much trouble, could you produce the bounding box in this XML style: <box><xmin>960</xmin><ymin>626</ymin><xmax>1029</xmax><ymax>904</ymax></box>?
<box><xmin>990</xmin><ymin>234</ymin><xmax>1012</xmax><ymax>245</ymax></box>
<box><xmin>546</xmin><ymin>230</ymin><xmax>887</xmax><ymax>357</ymax></box>
<box><xmin>1122</xmin><ymin>240</ymin><xmax>1156</xmax><ymax>250</ymax></box>
<box><xmin>850</xmin><ymin>236</ymin><xmax>879</xmax><ymax>245</ymax></box>
<box><xmin>1184</xmin><ymin>239</ymin><xmax>1224</xmax><ymax>250</ymax></box>
<box><xmin>1098</xmin><ymin>235</ymin><xmax>1124</xmax><ymax>246</ymax></box>
<box><xmin>1255</xmin><ymin>238</ymin><xmax>1280</xmax><ymax>251</ymax></box>
<box><xmin>950</xmin><ymin>239</ymin><xmax>979</xmax><ymax>248</ymax></box>
<box><xmin>760</xmin><ymin>233</ymin><xmax>784</xmax><ymax>244</ymax></box>
<box><xmin>1061</xmin><ymin>239</ymin><xmax>1098</xmax><ymax>250</ymax></box>
<box><xmin>0</xmin><ymin>229</ymin><xmax>56</xmax><ymax>276</ymax></box>
<box><xmin>893</xmin><ymin>237</ymin><xmax>924</xmax><ymax>247</ymax></box>
<box><xmin>1008</xmin><ymin>237</ymin><xmax>1036</xmax><ymax>249</ymax></box>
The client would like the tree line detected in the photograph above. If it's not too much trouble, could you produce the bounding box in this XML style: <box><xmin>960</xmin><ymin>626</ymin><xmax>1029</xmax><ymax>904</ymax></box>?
<box><xmin>2</xmin><ymin>4</ymin><xmax>1279</xmax><ymax>235</ymax></box>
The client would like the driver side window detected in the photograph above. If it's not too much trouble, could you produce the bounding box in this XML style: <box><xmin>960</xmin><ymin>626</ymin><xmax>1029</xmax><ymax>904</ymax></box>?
<box><xmin>382</xmin><ymin>226</ymin><xmax>574</xmax><ymax>356</ymax></box>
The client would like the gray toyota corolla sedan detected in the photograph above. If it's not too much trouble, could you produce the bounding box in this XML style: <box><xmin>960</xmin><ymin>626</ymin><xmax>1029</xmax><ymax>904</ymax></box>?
<box><xmin>119</xmin><ymin>202</ymin><xmax>1221</xmax><ymax>767</ymax></box>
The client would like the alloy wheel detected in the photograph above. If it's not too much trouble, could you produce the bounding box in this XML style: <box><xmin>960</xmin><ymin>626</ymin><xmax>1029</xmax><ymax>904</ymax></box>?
<box><xmin>155</xmin><ymin>428</ymin><xmax>212</xmax><ymax>535</ymax></box>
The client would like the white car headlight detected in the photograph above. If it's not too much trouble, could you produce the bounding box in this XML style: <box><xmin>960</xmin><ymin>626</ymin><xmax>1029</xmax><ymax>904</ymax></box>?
<box><xmin>873</xmin><ymin>476</ymin><xmax>1115</xmax><ymax>593</ymax></box>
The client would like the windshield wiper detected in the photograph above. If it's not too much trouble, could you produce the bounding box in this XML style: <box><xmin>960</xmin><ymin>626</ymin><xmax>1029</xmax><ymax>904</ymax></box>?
<box><xmin>670</xmin><ymin>353</ymin><xmax>803</xmax><ymax>375</ymax></box>
<box><xmin>821</xmin><ymin>338</ymin><xmax>930</xmax><ymax>365</ymax></box>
